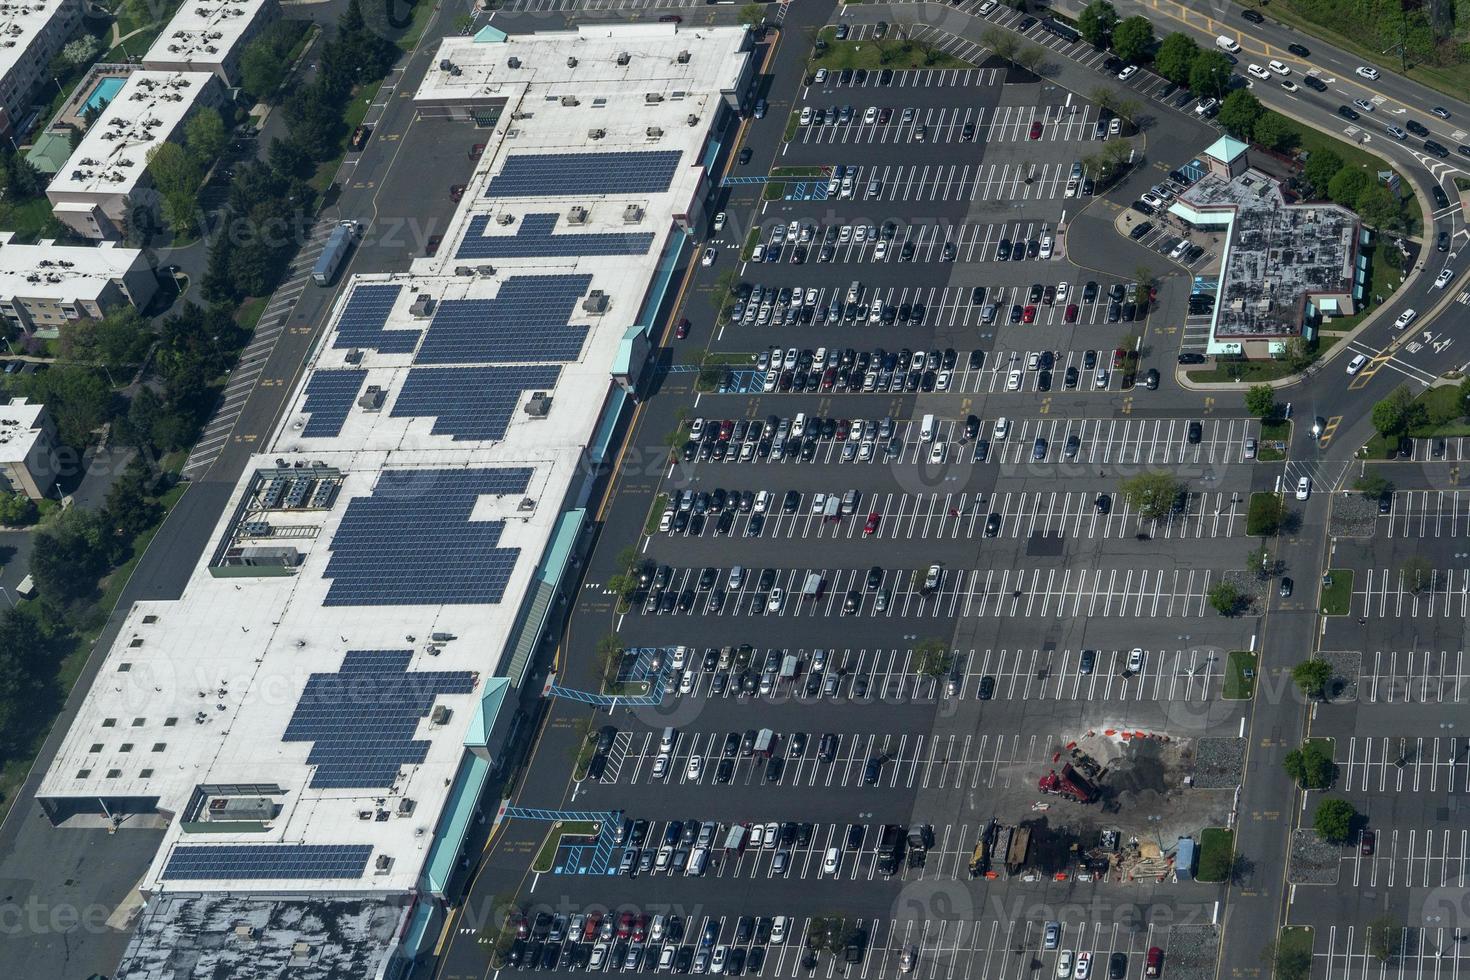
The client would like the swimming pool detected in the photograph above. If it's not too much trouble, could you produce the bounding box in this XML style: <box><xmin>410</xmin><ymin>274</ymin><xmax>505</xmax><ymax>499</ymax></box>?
<box><xmin>82</xmin><ymin>76</ymin><xmax>125</xmax><ymax>116</ymax></box>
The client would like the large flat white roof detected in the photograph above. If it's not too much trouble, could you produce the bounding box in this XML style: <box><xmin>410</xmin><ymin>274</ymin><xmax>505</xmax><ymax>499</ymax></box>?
<box><xmin>0</xmin><ymin>232</ymin><xmax>145</xmax><ymax>301</ymax></box>
<box><xmin>39</xmin><ymin>23</ymin><xmax>749</xmax><ymax>897</ymax></box>
<box><xmin>47</xmin><ymin>71</ymin><xmax>213</xmax><ymax>199</ymax></box>
<box><xmin>0</xmin><ymin>396</ymin><xmax>46</xmax><ymax>464</ymax></box>
<box><xmin>143</xmin><ymin>0</ymin><xmax>272</xmax><ymax>71</ymax></box>
<box><xmin>0</xmin><ymin>0</ymin><xmax>77</xmax><ymax>92</ymax></box>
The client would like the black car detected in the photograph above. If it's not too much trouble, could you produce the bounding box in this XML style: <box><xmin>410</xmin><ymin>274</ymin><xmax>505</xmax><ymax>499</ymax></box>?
<box><xmin>974</xmin><ymin>439</ymin><xmax>990</xmax><ymax>462</ymax></box>
<box><xmin>1082</xmin><ymin>280</ymin><xmax>1099</xmax><ymax>302</ymax></box>
<box><xmin>1080</xmin><ymin>649</ymin><xmax>1097</xmax><ymax>674</ymax></box>
<box><xmin>1433</xmin><ymin>185</ymin><xmax>1451</xmax><ymax>207</ymax></box>
<box><xmin>1109</xmin><ymin>951</ymin><xmax>1128</xmax><ymax>979</ymax></box>
<box><xmin>996</xmin><ymin>239</ymin><xmax>1012</xmax><ymax>260</ymax></box>
<box><xmin>964</xmin><ymin>415</ymin><xmax>980</xmax><ymax>439</ymax></box>
<box><xmin>1178</xmin><ymin>351</ymin><xmax>1207</xmax><ymax>364</ymax></box>
<box><xmin>978</xmin><ymin>675</ymin><xmax>995</xmax><ymax>700</ymax></box>
<box><xmin>1129</xmin><ymin>221</ymin><xmax>1153</xmax><ymax>240</ymax></box>
<box><xmin>1187</xmin><ymin>420</ymin><xmax>1203</xmax><ymax>444</ymax></box>
<box><xmin>1303</xmin><ymin>74</ymin><xmax>1328</xmax><ymax>91</ymax></box>
<box><xmin>1242</xmin><ymin>8</ymin><xmax>1264</xmax><ymax>22</ymax></box>
<box><xmin>863</xmin><ymin>757</ymin><xmax>883</xmax><ymax>785</ymax></box>
<box><xmin>1338</xmin><ymin>105</ymin><xmax>1360</xmax><ymax>120</ymax></box>
<box><xmin>738</xmin><ymin>146</ymin><xmax>753</xmax><ymax>165</ymax></box>
<box><xmin>716</xmin><ymin>759</ymin><xmax>734</xmax><ymax>783</ymax></box>
<box><xmin>1064</xmin><ymin>366</ymin><xmax>1079</xmax><ymax>389</ymax></box>
<box><xmin>1144</xmin><ymin>368</ymin><xmax>1160</xmax><ymax>390</ymax></box>
<box><xmin>846</xmin><ymin>823</ymin><xmax>865</xmax><ymax>850</ymax></box>
<box><xmin>1378</xmin><ymin>492</ymin><xmax>1393</xmax><ymax>514</ymax></box>
<box><xmin>1426</xmin><ymin>140</ymin><xmax>1451</xmax><ymax>158</ymax></box>
<box><xmin>866</xmin><ymin>565</ymin><xmax>884</xmax><ymax>591</ymax></box>
<box><xmin>1037</xmin><ymin>370</ymin><xmax>1052</xmax><ymax>392</ymax></box>
<box><xmin>1440</xmin><ymin>231</ymin><xmax>1451</xmax><ymax>252</ymax></box>
<box><xmin>985</xmin><ymin>512</ymin><xmax>1002</xmax><ymax>537</ymax></box>
<box><xmin>1095</xmin><ymin>493</ymin><xmax>1111</xmax><ymax>514</ymax></box>
<box><xmin>1406</xmin><ymin>119</ymin><xmax>1430</xmax><ymax>136</ymax></box>
<box><xmin>968</xmin><ymin>349</ymin><xmax>985</xmax><ymax>370</ymax></box>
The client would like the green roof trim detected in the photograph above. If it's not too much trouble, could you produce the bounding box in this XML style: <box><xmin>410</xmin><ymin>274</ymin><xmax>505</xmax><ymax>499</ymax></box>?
<box><xmin>1204</xmin><ymin>135</ymin><xmax>1249</xmax><ymax>163</ymax></box>
<box><xmin>612</xmin><ymin>323</ymin><xmax>648</xmax><ymax>377</ymax></box>
<box><xmin>475</xmin><ymin>24</ymin><xmax>508</xmax><ymax>43</ymax></box>
<box><xmin>421</xmin><ymin>753</ymin><xmax>491</xmax><ymax>896</ymax></box>
<box><xmin>464</xmin><ymin>676</ymin><xmax>510</xmax><ymax>748</ymax></box>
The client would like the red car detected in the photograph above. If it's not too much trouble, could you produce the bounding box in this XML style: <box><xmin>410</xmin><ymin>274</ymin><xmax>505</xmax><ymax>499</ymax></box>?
<box><xmin>834</xmin><ymin>418</ymin><xmax>850</xmax><ymax>440</ymax></box>
<box><xmin>1145</xmin><ymin>947</ymin><xmax>1163</xmax><ymax>977</ymax></box>
<box><xmin>1029</xmin><ymin>119</ymin><xmax>1043</xmax><ymax>139</ymax></box>
<box><xmin>616</xmin><ymin>912</ymin><xmax>635</xmax><ymax>939</ymax></box>
<box><xmin>1064</xmin><ymin>303</ymin><xmax>1079</xmax><ymax>323</ymax></box>
<box><xmin>469</xmin><ymin>143</ymin><xmax>485</xmax><ymax>161</ymax></box>
<box><xmin>1361</xmin><ymin>829</ymin><xmax>1376</xmax><ymax>855</ymax></box>
<box><xmin>582</xmin><ymin>914</ymin><xmax>601</xmax><ymax>942</ymax></box>
<box><xmin>863</xmin><ymin>512</ymin><xmax>880</xmax><ymax>536</ymax></box>
<box><xmin>1022</xmin><ymin>305</ymin><xmax>1037</xmax><ymax>324</ymax></box>
<box><xmin>1112</xmin><ymin>348</ymin><xmax>1127</xmax><ymax>368</ymax></box>
<box><xmin>675</xmin><ymin>317</ymin><xmax>690</xmax><ymax>339</ymax></box>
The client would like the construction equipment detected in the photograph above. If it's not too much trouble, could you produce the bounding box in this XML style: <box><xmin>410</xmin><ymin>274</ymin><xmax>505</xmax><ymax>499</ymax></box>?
<box><xmin>1038</xmin><ymin>763</ymin><xmax>1098</xmax><ymax>804</ymax></box>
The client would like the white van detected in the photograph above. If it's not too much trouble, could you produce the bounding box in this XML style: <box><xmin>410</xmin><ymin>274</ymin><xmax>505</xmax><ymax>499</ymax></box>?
<box><xmin>728</xmin><ymin>566</ymin><xmax>745</xmax><ymax>590</ymax></box>
<box><xmin>687</xmin><ymin>847</ymin><xmax>708</xmax><ymax>876</ymax></box>
<box><xmin>792</xmin><ymin>412</ymin><xmax>808</xmax><ymax>437</ymax></box>
<box><xmin>1216</xmin><ymin>35</ymin><xmax>1241</xmax><ymax>53</ymax></box>
<box><xmin>920</xmin><ymin>413</ymin><xmax>936</xmax><ymax>442</ymax></box>
<box><xmin>660</xmin><ymin>727</ymin><xmax>677</xmax><ymax>752</ymax></box>
<box><xmin>753</xmin><ymin>490</ymin><xmax>771</xmax><ymax>514</ymax></box>
<box><xmin>846</xmin><ymin>280</ymin><xmax>862</xmax><ymax>303</ymax></box>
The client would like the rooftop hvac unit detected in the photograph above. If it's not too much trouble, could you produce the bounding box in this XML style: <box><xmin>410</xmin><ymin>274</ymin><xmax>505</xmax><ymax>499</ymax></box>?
<box><xmin>396</xmin><ymin>797</ymin><xmax>416</xmax><ymax>816</ymax></box>
<box><xmin>343</xmin><ymin>347</ymin><xmax>363</xmax><ymax>364</ymax></box>
<box><xmin>409</xmin><ymin>294</ymin><xmax>436</xmax><ymax>318</ymax></box>
<box><xmin>582</xmin><ymin>290</ymin><xmax>610</xmax><ymax>314</ymax></box>
<box><xmin>167</xmin><ymin>44</ymin><xmax>179</xmax><ymax>52</ymax></box>
<box><xmin>204</xmin><ymin>45</ymin><xmax>217</xmax><ymax>53</ymax></box>
<box><xmin>566</xmin><ymin>57</ymin><xmax>577</xmax><ymax>68</ymax></box>
<box><xmin>524</xmin><ymin>392</ymin><xmax>552</xmax><ymax>417</ymax></box>
<box><xmin>454</xmin><ymin>266</ymin><xmax>475</xmax><ymax>276</ymax></box>
<box><xmin>560</xmin><ymin>95</ymin><xmax>578</xmax><ymax>106</ymax></box>
<box><xmin>687</xmin><ymin>113</ymin><xmax>700</xmax><ymax>126</ymax></box>
<box><xmin>677</xmin><ymin>50</ymin><xmax>691</xmax><ymax>63</ymax></box>
<box><xmin>622</xmin><ymin>204</ymin><xmax>643</xmax><ymax>223</ymax></box>
<box><xmin>495</xmin><ymin>213</ymin><xmax>515</xmax><ymax>225</ymax></box>
<box><xmin>616</xmin><ymin>52</ymin><xmax>630</xmax><ymax>65</ymax></box>
<box><xmin>645</xmin><ymin>126</ymin><xmax>663</xmax><ymax>139</ymax></box>
<box><xmin>438</xmin><ymin>58</ymin><xmax>455</xmax><ymax>71</ymax></box>
<box><xmin>566</xmin><ymin>205</ymin><xmax>588</xmax><ymax>225</ymax></box>
<box><xmin>506</xmin><ymin>56</ymin><xmax>521</xmax><ymax>68</ymax></box>
<box><xmin>357</xmin><ymin>386</ymin><xmax>385</xmax><ymax>411</ymax></box>
<box><xmin>517</xmin><ymin>497</ymin><xmax>536</xmax><ymax>511</ymax></box>
<box><xmin>645</xmin><ymin>93</ymin><xmax>664</xmax><ymax>104</ymax></box>
<box><xmin>430</xmin><ymin>705</ymin><xmax>451</xmax><ymax>725</ymax></box>
<box><xmin>234</xmin><ymin>925</ymin><xmax>259</xmax><ymax>941</ymax></box>
<box><xmin>291</xmin><ymin>941</ymin><xmax>312</xmax><ymax>958</ymax></box>
<box><xmin>587</xmin><ymin>128</ymin><xmax>606</xmax><ymax>140</ymax></box>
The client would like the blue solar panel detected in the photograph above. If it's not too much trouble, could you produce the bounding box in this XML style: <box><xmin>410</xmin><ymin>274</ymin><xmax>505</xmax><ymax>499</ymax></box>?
<box><xmin>414</xmin><ymin>275</ymin><xmax>591</xmax><ymax>365</ymax></box>
<box><xmin>322</xmin><ymin>468</ymin><xmax>532</xmax><ymax>607</ymax></box>
<box><xmin>392</xmin><ymin>365</ymin><xmax>560</xmax><ymax>441</ymax></box>
<box><xmin>331</xmin><ymin>284</ymin><xmax>418</xmax><ymax>353</ymax></box>
<box><xmin>454</xmin><ymin>213</ymin><xmax>655</xmax><ymax>260</ymax></box>
<box><xmin>484</xmin><ymin>150</ymin><xmax>682</xmax><ymax>198</ymax></box>
<box><xmin>282</xmin><ymin>649</ymin><xmax>476</xmax><ymax>788</ymax></box>
<box><xmin>301</xmin><ymin>369</ymin><xmax>367</xmax><ymax>437</ymax></box>
<box><xmin>163</xmin><ymin>844</ymin><xmax>373</xmax><ymax>880</ymax></box>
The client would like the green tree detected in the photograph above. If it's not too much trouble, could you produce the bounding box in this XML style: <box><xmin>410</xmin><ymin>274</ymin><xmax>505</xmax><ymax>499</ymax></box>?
<box><xmin>738</xmin><ymin>2</ymin><xmax>766</xmax><ymax>28</ymax></box>
<box><xmin>102</xmin><ymin>457</ymin><xmax>162</xmax><ymax>541</ymax></box>
<box><xmin>1015</xmin><ymin>46</ymin><xmax>1046</xmax><ymax>74</ymax></box>
<box><xmin>1353</xmin><ymin>473</ymin><xmax>1393</xmax><ymax>500</ymax></box>
<box><xmin>1282</xmin><ymin>740</ymin><xmax>1337</xmax><ymax>789</ymax></box>
<box><xmin>1153</xmin><ymin>32</ymin><xmax>1199</xmax><ymax>83</ymax></box>
<box><xmin>239</xmin><ymin>31</ymin><xmax>291</xmax><ymax>99</ymax></box>
<box><xmin>982</xmin><ymin>27</ymin><xmax>1019</xmax><ymax>63</ymax></box>
<box><xmin>1244</xmin><ymin>384</ymin><xmax>1277</xmax><ymax>420</ymax></box>
<box><xmin>1189</xmin><ymin>50</ymin><xmax>1234</xmax><ymax>98</ymax></box>
<box><xmin>1371</xmin><ymin>386</ymin><xmax>1421</xmax><ymax>435</ymax></box>
<box><xmin>30</xmin><ymin>506</ymin><xmax>110</xmax><ymax>605</ymax></box>
<box><xmin>1365</xmin><ymin>916</ymin><xmax>1401</xmax><ymax>963</ymax></box>
<box><xmin>283</xmin><ymin>86</ymin><xmax>343</xmax><ymax>161</ymax></box>
<box><xmin>1355</xmin><ymin>183</ymin><xmax>1402</xmax><ymax>230</ymax></box>
<box><xmin>914</xmin><ymin>638</ymin><xmax>952</xmax><ymax>678</ymax></box>
<box><xmin>19</xmin><ymin>364</ymin><xmax>115</xmax><ymax>449</ymax></box>
<box><xmin>1402</xmin><ymin>555</ymin><xmax>1434</xmax><ymax>594</ymax></box>
<box><xmin>1290</xmin><ymin>659</ymin><xmax>1332</xmax><ymax>700</ymax></box>
<box><xmin>1313</xmin><ymin>797</ymin><xmax>1356</xmax><ymax>844</ymax></box>
<box><xmin>1217</xmin><ymin>89</ymin><xmax>1263</xmax><ymax>137</ymax></box>
<box><xmin>1207</xmin><ymin>581</ymin><xmax>1244</xmax><ymax>616</ymax></box>
<box><xmin>58</xmin><ymin>307</ymin><xmax>152</xmax><ymax>374</ymax></box>
<box><xmin>185</xmin><ymin>109</ymin><xmax>227</xmax><ymax>168</ymax></box>
<box><xmin>596</xmin><ymin>632</ymin><xmax>624</xmax><ymax>687</ymax></box>
<box><xmin>0</xmin><ymin>608</ymin><xmax>43</xmax><ymax>740</ymax></box>
<box><xmin>1263</xmin><ymin>936</ymin><xmax>1312</xmax><ymax>980</ymax></box>
<box><xmin>1111</xmin><ymin>16</ymin><xmax>1154</xmax><ymax>63</ymax></box>
<box><xmin>1078</xmin><ymin>0</ymin><xmax>1119</xmax><ymax>47</ymax></box>
<box><xmin>1252</xmin><ymin>112</ymin><xmax>1298</xmax><ymax>151</ymax></box>
<box><xmin>1119</xmin><ymin>472</ymin><xmax>1184</xmax><ymax>520</ymax></box>
<box><xmin>1327</xmin><ymin>167</ymin><xmax>1371</xmax><ymax>205</ymax></box>
<box><xmin>1301</xmin><ymin>149</ymin><xmax>1343</xmax><ymax>195</ymax></box>
<box><xmin>805</xmin><ymin>917</ymin><xmax>828</xmax><ymax>951</ymax></box>
<box><xmin>0</xmin><ymin>491</ymin><xmax>36</xmax><ymax>525</ymax></box>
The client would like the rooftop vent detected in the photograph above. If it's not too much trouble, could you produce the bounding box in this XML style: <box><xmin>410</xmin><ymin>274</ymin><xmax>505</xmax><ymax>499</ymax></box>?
<box><xmin>560</xmin><ymin>95</ymin><xmax>578</xmax><ymax>106</ymax></box>
<box><xmin>582</xmin><ymin>290</ymin><xmax>610</xmax><ymax>314</ymax></box>
<box><xmin>396</xmin><ymin>797</ymin><xmax>416</xmax><ymax>816</ymax></box>
<box><xmin>622</xmin><ymin>204</ymin><xmax>644</xmax><ymax>223</ymax></box>
<box><xmin>343</xmin><ymin>347</ymin><xmax>363</xmax><ymax>365</ymax></box>
<box><xmin>566</xmin><ymin>205</ymin><xmax>589</xmax><ymax>225</ymax></box>
<box><xmin>409</xmin><ymin>294</ymin><xmax>436</xmax><ymax>318</ymax></box>
<box><xmin>525</xmin><ymin>392</ymin><xmax>552</xmax><ymax>418</ymax></box>
<box><xmin>645</xmin><ymin>94</ymin><xmax>664</xmax><ymax>104</ymax></box>
<box><xmin>374</xmin><ymin>854</ymin><xmax>393</xmax><ymax>873</ymax></box>
<box><xmin>506</xmin><ymin>56</ymin><xmax>521</xmax><ymax>69</ymax></box>
<box><xmin>645</xmin><ymin>126</ymin><xmax>664</xmax><ymax>140</ymax></box>
<box><xmin>430</xmin><ymin>705</ymin><xmax>452</xmax><ymax>726</ymax></box>
<box><xmin>677</xmin><ymin>50</ymin><xmax>691</xmax><ymax>63</ymax></box>
<box><xmin>566</xmin><ymin>56</ymin><xmax>577</xmax><ymax>68</ymax></box>
<box><xmin>496</xmin><ymin>213</ymin><xmax>515</xmax><ymax>226</ymax></box>
<box><xmin>616</xmin><ymin>51</ymin><xmax>630</xmax><ymax>66</ymax></box>
<box><xmin>587</xmin><ymin>128</ymin><xmax>606</xmax><ymax>140</ymax></box>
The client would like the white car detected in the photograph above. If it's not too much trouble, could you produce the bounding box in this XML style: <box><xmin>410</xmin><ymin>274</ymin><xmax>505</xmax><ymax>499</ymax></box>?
<box><xmin>1074</xmin><ymin>951</ymin><xmax>1092</xmax><ymax>979</ymax></box>
<box><xmin>1140</xmin><ymin>191</ymin><xmax>1165</xmax><ymax>209</ymax></box>
<box><xmin>679</xmin><ymin>670</ymin><xmax>695</xmax><ymax>694</ymax></box>
<box><xmin>751</xmin><ymin>243</ymin><xmax>764</xmax><ymax>262</ymax></box>
<box><xmin>1056</xmin><ymin>281</ymin><xmax>1069</xmax><ymax>302</ymax></box>
<box><xmin>659</xmin><ymin>509</ymin><xmax>673</xmax><ymax>532</ymax></box>
<box><xmin>1268</xmin><ymin>60</ymin><xmax>1290</xmax><ymax>75</ymax></box>
<box><xmin>1356</xmin><ymin>65</ymin><xmax>1380</xmax><ymax>80</ymax></box>
<box><xmin>1039</xmin><ymin>236</ymin><xmax>1054</xmax><ymax>259</ymax></box>
<box><xmin>1346</xmin><ymin>353</ymin><xmax>1368</xmax><ymax>375</ymax></box>
<box><xmin>1296</xmin><ymin>476</ymin><xmax>1312</xmax><ymax>500</ymax></box>
<box><xmin>800</xmin><ymin>106</ymin><xmax>813</xmax><ymax>125</ymax></box>
<box><xmin>1280</xmin><ymin>79</ymin><xmax>1298</xmax><ymax>92</ymax></box>
<box><xmin>1394</xmin><ymin>308</ymin><xmax>1417</xmax><ymax>329</ymax></box>
<box><xmin>978</xmin><ymin>0</ymin><xmax>996</xmax><ymax>11</ymax></box>
<box><xmin>936</xmin><ymin>370</ymin><xmax>951</xmax><ymax>391</ymax></box>
<box><xmin>823</xmin><ymin>847</ymin><xmax>841</xmax><ymax>874</ymax></box>
<box><xmin>1006</xmin><ymin>369</ymin><xmax>1022</xmax><ymax>391</ymax></box>
<box><xmin>651</xmin><ymin>754</ymin><xmax>669</xmax><ymax>778</ymax></box>
<box><xmin>701</xmin><ymin>246</ymin><xmax>716</xmax><ymax>266</ymax></box>
<box><xmin>1170</xmin><ymin>239</ymin><xmax>1190</xmax><ymax>260</ymax></box>
<box><xmin>874</xmin><ymin>241</ymin><xmax>888</xmax><ymax>260</ymax></box>
<box><xmin>686</xmin><ymin>755</ymin><xmax>702</xmax><ymax>779</ymax></box>
<box><xmin>713</xmin><ymin>211</ymin><xmax>726</xmax><ymax>231</ymax></box>
<box><xmin>748</xmin><ymin>824</ymin><xmax>764</xmax><ymax>848</ymax></box>
<box><xmin>855</xmin><ymin>225</ymin><xmax>867</xmax><ymax>243</ymax></box>
<box><xmin>929</xmin><ymin>441</ymin><xmax>947</xmax><ymax>464</ymax></box>
<box><xmin>1094</xmin><ymin>368</ymin><xmax>1109</xmax><ymax>389</ymax></box>
<box><xmin>589</xmin><ymin>944</ymin><xmax>608</xmax><ymax>970</ymax></box>
<box><xmin>764</xmin><ymin>821</ymin><xmax>779</xmax><ymax>847</ymax></box>
<box><xmin>1057</xmin><ymin>950</ymin><xmax>1074</xmax><ymax>978</ymax></box>
<box><xmin>994</xmin><ymin>417</ymin><xmax>1010</xmax><ymax>440</ymax></box>
<box><xmin>1247</xmin><ymin>64</ymin><xmax>1271</xmax><ymax>80</ymax></box>
<box><xmin>771</xmin><ymin>917</ymin><xmax>788</xmax><ymax>944</ymax></box>
<box><xmin>711</xmin><ymin>946</ymin><xmax>728</xmax><ymax>974</ymax></box>
<box><xmin>1127</xmin><ymin>648</ymin><xmax>1144</xmax><ymax>672</ymax></box>
<box><xmin>767</xmin><ymin>587</ymin><xmax>784</xmax><ymax>613</ymax></box>
<box><xmin>1434</xmin><ymin>268</ymin><xmax>1454</xmax><ymax>289</ymax></box>
<box><xmin>1117</xmin><ymin>65</ymin><xmax>1137</xmax><ymax>80</ymax></box>
<box><xmin>814</xmin><ymin>68</ymin><xmax>827</xmax><ymax>83</ymax></box>
<box><xmin>863</xmin><ymin>106</ymin><xmax>877</xmax><ymax>125</ymax></box>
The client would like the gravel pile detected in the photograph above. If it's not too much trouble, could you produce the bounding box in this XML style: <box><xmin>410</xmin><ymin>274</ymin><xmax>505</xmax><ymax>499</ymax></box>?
<box><xmin>1330</xmin><ymin>495</ymin><xmax>1378</xmax><ymax>537</ymax></box>
<box><xmin>1223</xmin><ymin>569</ymin><xmax>1268</xmax><ymax>611</ymax></box>
<box><xmin>1288</xmin><ymin>827</ymin><xmax>1341</xmax><ymax>884</ymax></box>
<box><xmin>1191</xmin><ymin>737</ymin><xmax>1246</xmax><ymax>788</ymax></box>
<box><xmin>1319</xmin><ymin>650</ymin><xmax>1361</xmax><ymax>702</ymax></box>
<box><xmin>1166</xmin><ymin>925</ymin><xmax>1221</xmax><ymax>980</ymax></box>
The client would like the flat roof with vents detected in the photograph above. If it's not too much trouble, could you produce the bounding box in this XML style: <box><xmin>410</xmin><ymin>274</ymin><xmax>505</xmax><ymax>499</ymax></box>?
<box><xmin>0</xmin><ymin>231</ymin><xmax>148</xmax><ymax>303</ymax></box>
<box><xmin>46</xmin><ymin>71</ymin><xmax>215</xmax><ymax>199</ymax></box>
<box><xmin>143</xmin><ymin>0</ymin><xmax>274</xmax><ymax>73</ymax></box>
<box><xmin>0</xmin><ymin>0</ymin><xmax>80</xmax><ymax>89</ymax></box>
<box><xmin>0</xmin><ymin>396</ymin><xmax>46</xmax><ymax>464</ymax></box>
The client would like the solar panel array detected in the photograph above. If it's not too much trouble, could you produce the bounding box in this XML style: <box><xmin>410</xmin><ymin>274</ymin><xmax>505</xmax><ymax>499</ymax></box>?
<box><xmin>414</xmin><ymin>275</ymin><xmax>592</xmax><ymax>365</ymax></box>
<box><xmin>301</xmin><ymin>369</ymin><xmax>368</xmax><ymax>437</ymax></box>
<box><xmin>331</xmin><ymin>284</ymin><xmax>418</xmax><ymax>353</ymax></box>
<box><xmin>392</xmin><ymin>365</ymin><xmax>560</xmax><ymax>441</ymax></box>
<box><xmin>282</xmin><ymin>649</ymin><xmax>476</xmax><ymax>788</ymax></box>
<box><xmin>322</xmin><ymin>468</ymin><xmax>532</xmax><ymax>607</ymax></box>
<box><xmin>454</xmin><ymin>213</ymin><xmax>656</xmax><ymax>260</ymax></box>
<box><xmin>484</xmin><ymin>150</ymin><xmax>683</xmax><ymax>198</ymax></box>
<box><xmin>162</xmin><ymin>844</ymin><xmax>373</xmax><ymax>880</ymax></box>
